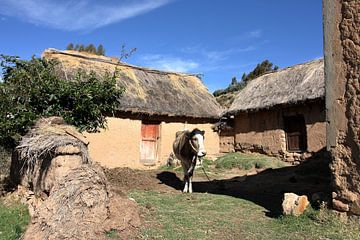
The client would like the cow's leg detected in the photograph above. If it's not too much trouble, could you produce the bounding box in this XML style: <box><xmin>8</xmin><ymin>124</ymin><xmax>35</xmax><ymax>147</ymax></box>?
<box><xmin>188</xmin><ymin>156</ymin><xmax>197</xmax><ymax>193</ymax></box>
<box><xmin>183</xmin><ymin>165</ymin><xmax>189</xmax><ymax>193</ymax></box>
<box><xmin>183</xmin><ymin>174</ymin><xmax>189</xmax><ymax>193</ymax></box>
<box><xmin>188</xmin><ymin>176</ymin><xmax>193</xmax><ymax>193</ymax></box>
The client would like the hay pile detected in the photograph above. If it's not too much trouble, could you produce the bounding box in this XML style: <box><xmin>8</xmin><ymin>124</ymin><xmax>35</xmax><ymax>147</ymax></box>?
<box><xmin>9</xmin><ymin>117</ymin><xmax>141</xmax><ymax>239</ymax></box>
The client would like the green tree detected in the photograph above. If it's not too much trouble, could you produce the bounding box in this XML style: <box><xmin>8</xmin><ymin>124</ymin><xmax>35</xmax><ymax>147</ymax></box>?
<box><xmin>78</xmin><ymin>44</ymin><xmax>85</xmax><ymax>52</ymax></box>
<box><xmin>241</xmin><ymin>73</ymin><xmax>246</xmax><ymax>81</ymax></box>
<box><xmin>85</xmin><ymin>44</ymin><xmax>97</xmax><ymax>54</ymax></box>
<box><xmin>0</xmin><ymin>55</ymin><xmax>124</xmax><ymax>146</ymax></box>
<box><xmin>230</xmin><ymin>77</ymin><xmax>237</xmax><ymax>86</ymax></box>
<box><xmin>66</xmin><ymin>43</ymin><xmax>74</xmax><ymax>50</ymax></box>
<box><xmin>243</xmin><ymin>60</ymin><xmax>278</xmax><ymax>82</ymax></box>
<box><xmin>213</xmin><ymin>60</ymin><xmax>278</xmax><ymax>97</ymax></box>
<box><xmin>97</xmin><ymin>44</ymin><xmax>105</xmax><ymax>55</ymax></box>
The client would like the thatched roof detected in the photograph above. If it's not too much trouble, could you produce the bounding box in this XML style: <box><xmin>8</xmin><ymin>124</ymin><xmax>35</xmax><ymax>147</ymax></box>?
<box><xmin>226</xmin><ymin>59</ymin><xmax>324</xmax><ymax>115</ymax></box>
<box><xmin>42</xmin><ymin>49</ymin><xmax>223</xmax><ymax>119</ymax></box>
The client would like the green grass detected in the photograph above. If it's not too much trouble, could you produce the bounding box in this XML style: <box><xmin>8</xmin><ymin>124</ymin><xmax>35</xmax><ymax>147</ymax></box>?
<box><xmin>105</xmin><ymin>229</ymin><xmax>119</xmax><ymax>238</ymax></box>
<box><xmin>0</xmin><ymin>200</ymin><xmax>30</xmax><ymax>240</ymax></box>
<box><xmin>158</xmin><ymin>158</ymin><xmax>213</xmax><ymax>173</ymax></box>
<box><xmin>215</xmin><ymin>152</ymin><xmax>286</xmax><ymax>170</ymax></box>
<box><xmin>130</xmin><ymin>190</ymin><xmax>360</xmax><ymax>240</ymax></box>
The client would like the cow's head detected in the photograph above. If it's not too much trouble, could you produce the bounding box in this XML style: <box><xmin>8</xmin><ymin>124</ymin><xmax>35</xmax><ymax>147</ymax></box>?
<box><xmin>189</xmin><ymin>129</ymin><xmax>206</xmax><ymax>157</ymax></box>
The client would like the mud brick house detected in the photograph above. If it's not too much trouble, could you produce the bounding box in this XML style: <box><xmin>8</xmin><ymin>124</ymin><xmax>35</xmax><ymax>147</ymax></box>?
<box><xmin>42</xmin><ymin>49</ymin><xmax>223</xmax><ymax>169</ymax></box>
<box><xmin>222</xmin><ymin>59</ymin><xmax>325</xmax><ymax>162</ymax></box>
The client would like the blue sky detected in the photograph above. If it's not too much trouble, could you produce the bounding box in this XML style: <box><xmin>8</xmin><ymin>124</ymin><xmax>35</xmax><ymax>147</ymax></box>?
<box><xmin>0</xmin><ymin>0</ymin><xmax>323</xmax><ymax>92</ymax></box>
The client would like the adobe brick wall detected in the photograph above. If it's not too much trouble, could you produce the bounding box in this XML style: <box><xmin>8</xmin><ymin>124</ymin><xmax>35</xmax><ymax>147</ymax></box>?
<box><xmin>229</xmin><ymin>101</ymin><xmax>326</xmax><ymax>162</ymax></box>
<box><xmin>323</xmin><ymin>0</ymin><xmax>360</xmax><ymax>215</ymax></box>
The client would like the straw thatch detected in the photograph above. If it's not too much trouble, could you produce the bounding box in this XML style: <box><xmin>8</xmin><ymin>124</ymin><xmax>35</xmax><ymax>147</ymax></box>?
<box><xmin>10</xmin><ymin>117</ymin><xmax>91</xmax><ymax>194</ymax></box>
<box><xmin>226</xmin><ymin>59</ymin><xmax>324</xmax><ymax>115</ymax></box>
<box><xmin>42</xmin><ymin>49</ymin><xmax>223</xmax><ymax>119</ymax></box>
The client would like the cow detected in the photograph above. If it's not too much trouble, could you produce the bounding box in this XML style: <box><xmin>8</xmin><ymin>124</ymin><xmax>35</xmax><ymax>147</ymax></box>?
<box><xmin>173</xmin><ymin>128</ymin><xmax>206</xmax><ymax>193</ymax></box>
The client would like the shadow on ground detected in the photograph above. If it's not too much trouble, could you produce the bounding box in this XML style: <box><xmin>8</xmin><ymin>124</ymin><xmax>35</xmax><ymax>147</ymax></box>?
<box><xmin>156</xmin><ymin>150</ymin><xmax>332</xmax><ymax>218</ymax></box>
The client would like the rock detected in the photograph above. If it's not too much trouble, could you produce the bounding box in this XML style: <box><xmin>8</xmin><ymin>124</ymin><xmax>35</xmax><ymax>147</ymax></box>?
<box><xmin>55</xmin><ymin>145</ymin><xmax>81</xmax><ymax>155</ymax></box>
<box><xmin>282</xmin><ymin>193</ymin><xmax>310</xmax><ymax>216</ymax></box>
<box><xmin>333</xmin><ymin>199</ymin><xmax>350</xmax><ymax>212</ymax></box>
<box><xmin>350</xmin><ymin>200</ymin><xmax>360</xmax><ymax>215</ymax></box>
<box><xmin>246</xmin><ymin>170</ymin><xmax>257</xmax><ymax>176</ymax></box>
<box><xmin>341</xmin><ymin>190</ymin><xmax>358</xmax><ymax>203</ymax></box>
<box><xmin>332</xmin><ymin>191</ymin><xmax>338</xmax><ymax>199</ymax></box>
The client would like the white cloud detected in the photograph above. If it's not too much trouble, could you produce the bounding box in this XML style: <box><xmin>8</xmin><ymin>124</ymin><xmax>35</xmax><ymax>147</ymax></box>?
<box><xmin>204</xmin><ymin>46</ymin><xmax>256</xmax><ymax>62</ymax></box>
<box><xmin>182</xmin><ymin>45</ymin><xmax>256</xmax><ymax>62</ymax></box>
<box><xmin>140</xmin><ymin>54</ymin><xmax>199</xmax><ymax>73</ymax></box>
<box><xmin>232</xmin><ymin>29</ymin><xmax>263</xmax><ymax>42</ymax></box>
<box><xmin>248</xmin><ymin>29</ymin><xmax>262</xmax><ymax>38</ymax></box>
<box><xmin>0</xmin><ymin>0</ymin><xmax>171</xmax><ymax>31</ymax></box>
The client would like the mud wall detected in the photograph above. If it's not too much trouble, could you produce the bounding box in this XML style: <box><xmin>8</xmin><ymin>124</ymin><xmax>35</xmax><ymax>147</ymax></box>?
<box><xmin>219</xmin><ymin>133</ymin><xmax>235</xmax><ymax>153</ymax></box>
<box><xmin>231</xmin><ymin>101</ymin><xmax>326</xmax><ymax>161</ymax></box>
<box><xmin>323</xmin><ymin>0</ymin><xmax>360</xmax><ymax>215</ymax></box>
<box><xmin>159</xmin><ymin>122</ymin><xmax>220</xmax><ymax>162</ymax></box>
<box><xmin>84</xmin><ymin>117</ymin><xmax>143</xmax><ymax>169</ymax></box>
<box><xmin>84</xmin><ymin>117</ymin><xmax>220</xmax><ymax>169</ymax></box>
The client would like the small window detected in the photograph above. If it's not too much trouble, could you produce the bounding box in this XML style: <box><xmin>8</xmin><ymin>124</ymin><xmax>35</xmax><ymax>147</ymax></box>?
<box><xmin>283</xmin><ymin>115</ymin><xmax>307</xmax><ymax>152</ymax></box>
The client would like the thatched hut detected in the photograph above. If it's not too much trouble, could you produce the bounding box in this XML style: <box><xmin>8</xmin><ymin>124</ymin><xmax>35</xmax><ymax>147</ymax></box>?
<box><xmin>222</xmin><ymin>59</ymin><xmax>325</xmax><ymax>162</ymax></box>
<box><xmin>42</xmin><ymin>49</ymin><xmax>223</xmax><ymax>168</ymax></box>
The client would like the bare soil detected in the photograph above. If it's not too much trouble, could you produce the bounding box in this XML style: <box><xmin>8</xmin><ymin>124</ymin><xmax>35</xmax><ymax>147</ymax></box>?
<box><xmin>104</xmin><ymin>154</ymin><xmax>331</xmax><ymax>218</ymax></box>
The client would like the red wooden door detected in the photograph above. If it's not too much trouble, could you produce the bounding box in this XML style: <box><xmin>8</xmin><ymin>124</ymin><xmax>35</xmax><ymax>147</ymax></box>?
<box><xmin>140</xmin><ymin>123</ymin><xmax>160</xmax><ymax>165</ymax></box>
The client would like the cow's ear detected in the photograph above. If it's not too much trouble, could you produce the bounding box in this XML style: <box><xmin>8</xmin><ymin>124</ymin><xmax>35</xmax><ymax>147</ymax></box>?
<box><xmin>201</xmin><ymin>130</ymin><xmax>205</xmax><ymax>135</ymax></box>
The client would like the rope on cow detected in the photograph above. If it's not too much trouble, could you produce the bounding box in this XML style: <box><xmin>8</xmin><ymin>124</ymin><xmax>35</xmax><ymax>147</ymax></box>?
<box><xmin>199</xmin><ymin>158</ymin><xmax>211</xmax><ymax>182</ymax></box>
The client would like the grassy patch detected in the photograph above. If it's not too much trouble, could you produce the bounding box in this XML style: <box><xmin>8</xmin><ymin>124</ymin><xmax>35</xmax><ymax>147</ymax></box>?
<box><xmin>0</xmin><ymin>200</ymin><xmax>30</xmax><ymax>240</ymax></box>
<box><xmin>215</xmin><ymin>152</ymin><xmax>286</xmax><ymax>170</ymax></box>
<box><xmin>130</xmin><ymin>190</ymin><xmax>360</xmax><ymax>240</ymax></box>
<box><xmin>105</xmin><ymin>229</ymin><xmax>119</xmax><ymax>238</ymax></box>
<box><xmin>158</xmin><ymin>158</ymin><xmax>213</xmax><ymax>173</ymax></box>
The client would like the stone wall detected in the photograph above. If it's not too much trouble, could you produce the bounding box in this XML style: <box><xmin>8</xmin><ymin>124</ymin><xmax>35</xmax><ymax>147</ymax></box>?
<box><xmin>323</xmin><ymin>0</ymin><xmax>360</xmax><ymax>215</ymax></box>
<box><xmin>229</xmin><ymin>101</ymin><xmax>326</xmax><ymax>163</ymax></box>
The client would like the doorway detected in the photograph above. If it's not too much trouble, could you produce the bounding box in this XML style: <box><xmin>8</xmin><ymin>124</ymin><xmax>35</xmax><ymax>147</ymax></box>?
<box><xmin>140</xmin><ymin>121</ymin><xmax>160</xmax><ymax>165</ymax></box>
<box><xmin>283</xmin><ymin>115</ymin><xmax>307</xmax><ymax>152</ymax></box>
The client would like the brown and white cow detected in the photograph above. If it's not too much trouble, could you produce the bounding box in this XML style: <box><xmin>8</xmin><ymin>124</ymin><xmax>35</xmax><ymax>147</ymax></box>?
<box><xmin>173</xmin><ymin>129</ymin><xmax>206</xmax><ymax>193</ymax></box>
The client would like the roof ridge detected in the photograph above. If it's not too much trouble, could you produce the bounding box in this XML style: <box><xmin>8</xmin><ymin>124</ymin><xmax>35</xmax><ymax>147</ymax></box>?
<box><xmin>43</xmin><ymin>48</ymin><xmax>199</xmax><ymax>78</ymax></box>
<box><xmin>251</xmin><ymin>58</ymin><xmax>324</xmax><ymax>80</ymax></box>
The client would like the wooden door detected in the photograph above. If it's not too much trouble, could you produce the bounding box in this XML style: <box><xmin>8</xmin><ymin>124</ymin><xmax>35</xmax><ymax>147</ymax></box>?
<box><xmin>140</xmin><ymin>122</ymin><xmax>160</xmax><ymax>165</ymax></box>
<box><xmin>284</xmin><ymin>115</ymin><xmax>307</xmax><ymax>152</ymax></box>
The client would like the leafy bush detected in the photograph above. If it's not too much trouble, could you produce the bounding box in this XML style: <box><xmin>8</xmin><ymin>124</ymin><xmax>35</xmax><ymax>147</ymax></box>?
<box><xmin>0</xmin><ymin>55</ymin><xmax>124</xmax><ymax>146</ymax></box>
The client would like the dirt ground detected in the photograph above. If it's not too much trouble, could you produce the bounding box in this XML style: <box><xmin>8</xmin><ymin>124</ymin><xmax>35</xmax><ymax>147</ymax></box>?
<box><xmin>104</xmin><ymin>153</ymin><xmax>331</xmax><ymax>218</ymax></box>
<box><xmin>0</xmin><ymin>152</ymin><xmax>332</xmax><ymax>239</ymax></box>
